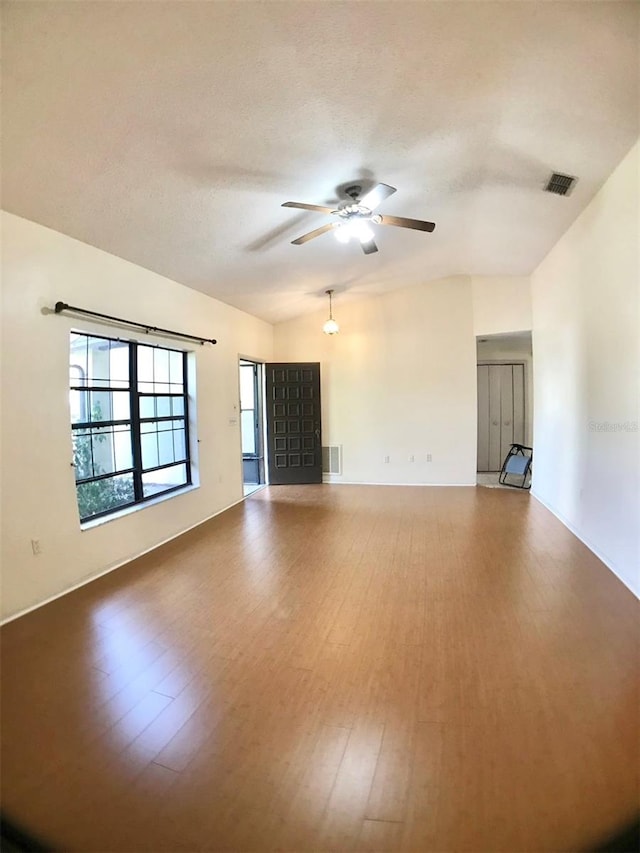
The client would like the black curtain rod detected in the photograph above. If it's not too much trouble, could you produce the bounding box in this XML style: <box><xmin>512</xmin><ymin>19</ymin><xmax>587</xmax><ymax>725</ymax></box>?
<box><xmin>53</xmin><ymin>302</ymin><xmax>217</xmax><ymax>345</ymax></box>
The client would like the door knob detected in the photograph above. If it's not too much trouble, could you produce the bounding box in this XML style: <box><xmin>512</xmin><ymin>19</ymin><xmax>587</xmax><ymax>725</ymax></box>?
<box><xmin>492</xmin><ymin>420</ymin><xmax>499</xmax><ymax>426</ymax></box>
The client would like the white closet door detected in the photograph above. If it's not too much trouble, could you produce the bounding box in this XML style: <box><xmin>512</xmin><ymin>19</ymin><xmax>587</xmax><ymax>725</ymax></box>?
<box><xmin>477</xmin><ymin>365</ymin><xmax>490</xmax><ymax>472</ymax></box>
<box><xmin>498</xmin><ymin>364</ymin><xmax>514</xmax><ymax>466</ymax></box>
<box><xmin>512</xmin><ymin>363</ymin><xmax>525</xmax><ymax>445</ymax></box>
<box><xmin>487</xmin><ymin>365</ymin><xmax>503</xmax><ymax>471</ymax></box>
<box><xmin>477</xmin><ymin>363</ymin><xmax>527</xmax><ymax>472</ymax></box>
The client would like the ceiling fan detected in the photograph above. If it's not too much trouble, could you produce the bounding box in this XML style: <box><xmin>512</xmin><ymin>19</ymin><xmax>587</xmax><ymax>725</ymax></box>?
<box><xmin>282</xmin><ymin>183</ymin><xmax>435</xmax><ymax>255</ymax></box>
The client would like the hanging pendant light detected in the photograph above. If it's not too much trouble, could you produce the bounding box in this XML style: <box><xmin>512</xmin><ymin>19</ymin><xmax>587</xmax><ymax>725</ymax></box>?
<box><xmin>322</xmin><ymin>289</ymin><xmax>339</xmax><ymax>335</ymax></box>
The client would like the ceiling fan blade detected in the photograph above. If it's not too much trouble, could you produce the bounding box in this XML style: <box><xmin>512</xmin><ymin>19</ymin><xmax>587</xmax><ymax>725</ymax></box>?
<box><xmin>359</xmin><ymin>183</ymin><xmax>397</xmax><ymax>210</ymax></box>
<box><xmin>378</xmin><ymin>214</ymin><xmax>436</xmax><ymax>232</ymax></box>
<box><xmin>282</xmin><ymin>201</ymin><xmax>335</xmax><ymax>214</ymax></box>
<box><xmin>291</xmin><ymin>223</ymin><xmax>335</xmax><ymax>245</ymax></box>
<box><xmin>361</xmin><ymin>238</ymin><xmax>378</xmax><ymax>255</ymax></box>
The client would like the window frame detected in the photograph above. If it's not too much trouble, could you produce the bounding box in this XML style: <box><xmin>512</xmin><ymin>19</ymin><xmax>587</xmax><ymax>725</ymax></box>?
<box><xmin>70</xmin><ymin>332</ymin><xmax>192</xmax><ymax>523</ymax></box>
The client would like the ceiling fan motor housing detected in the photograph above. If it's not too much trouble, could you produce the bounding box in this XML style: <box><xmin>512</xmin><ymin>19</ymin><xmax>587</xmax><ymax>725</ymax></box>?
<box><xmin>337</xmin><ymin>204</ymin><xmax>371</xmax><ymax>219</ymax></box>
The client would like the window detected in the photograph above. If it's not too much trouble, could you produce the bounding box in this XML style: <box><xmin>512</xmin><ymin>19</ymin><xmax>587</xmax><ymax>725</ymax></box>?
<box><xmin>69</xmin><ymin>333</ymin><xmax>191</xmax><ymax>523</ymax></box>
<box><xmin>239</xmin><ymin>360</ymin><xmax>257</xmax><ymax>456</ymax></box>
<box><xmin>239</xmin><ymin>359</ymin><xmax>264</xmax><ymax>488</ymax></box>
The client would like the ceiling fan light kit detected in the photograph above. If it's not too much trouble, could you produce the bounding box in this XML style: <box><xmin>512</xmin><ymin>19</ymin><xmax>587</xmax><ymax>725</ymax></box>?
<box><xmin>334</xmin><ymin>218</ymin><xmax>375</xmax><ymax>245</ymax></box>
<box><xmin>282</xmin><ymin>182</ymin><xmax>436</xmax><ymax>255</ymax></box>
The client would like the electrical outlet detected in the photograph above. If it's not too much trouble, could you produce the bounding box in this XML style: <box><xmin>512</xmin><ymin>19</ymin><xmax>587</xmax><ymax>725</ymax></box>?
<box><xmin>31</xmin><ymin>539</ymin><xmax>41</xmax><ymax>556</ymax></box>
<box><xmin>408</xmin><ymin>454</ymin><xmax>415</xmax><ymax>463</ymax></box>
<box><xmin>383</xmin><ymin>455</ymin><xmax>390</xmax><ymax>463</ymax></box>
<box><xmin>426</xmin><ymin>453</ymin><xmax>432</xmax><ymax>463</ymax></box>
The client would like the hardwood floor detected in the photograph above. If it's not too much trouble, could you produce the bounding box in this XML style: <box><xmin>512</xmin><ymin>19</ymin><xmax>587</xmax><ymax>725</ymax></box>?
<box><xmin>1</xmin><ymin>485</ymin><xmax>638</xmax><ymax>852</ymax></box>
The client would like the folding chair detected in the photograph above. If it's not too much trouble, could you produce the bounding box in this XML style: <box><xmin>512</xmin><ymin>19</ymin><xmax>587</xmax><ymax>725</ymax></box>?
<box><xmin>499</xmin><ymin>443</ymin><xmax>533</xmax><ymax>490</ymax></box>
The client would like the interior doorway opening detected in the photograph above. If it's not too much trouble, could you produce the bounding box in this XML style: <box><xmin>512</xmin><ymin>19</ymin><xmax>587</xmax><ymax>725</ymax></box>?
<box><xmin>239</xmin><ymin>359</ymin><xmax>265</xmax><ymax>496</ymax></box>
<box><xmin>476</xmin><ymin>331</ymin><xmax>533</xmax><ymax>487</ymax></box>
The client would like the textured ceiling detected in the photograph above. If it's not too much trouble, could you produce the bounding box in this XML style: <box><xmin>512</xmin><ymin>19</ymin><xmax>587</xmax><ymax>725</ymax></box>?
<box><xmin>2</xmin><ymin>1</ymin><xmax>638</xmax><ymax>324</ymax></box>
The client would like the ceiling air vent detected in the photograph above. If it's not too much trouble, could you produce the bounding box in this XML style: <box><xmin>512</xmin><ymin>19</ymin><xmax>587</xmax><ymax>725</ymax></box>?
<box><xmin>322</xmin><ymin>445</ymin><xmax>342</xmax><ymax>475</ymax></box>
<box><xmin>545</xmin><ymin>172</ymin><xmax>577</xmax><ymax>196</ymax></box>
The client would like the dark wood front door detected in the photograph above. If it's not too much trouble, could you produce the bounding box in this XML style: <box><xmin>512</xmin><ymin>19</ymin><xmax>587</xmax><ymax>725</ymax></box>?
<box><xmin>265</xmin><ymin>363</ymin><xmax>322</xmax><ymax>485</ymax></box>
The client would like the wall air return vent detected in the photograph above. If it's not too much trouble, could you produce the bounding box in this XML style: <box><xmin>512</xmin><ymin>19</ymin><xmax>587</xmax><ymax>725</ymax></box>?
<box><xmin>545</xmin><ymin>172</ymin><xmax>577</xmax><ymax>196</ymax></box>
<box><xmin>322</xmin><ymin>445</ymin><xmax>342</xmax><ymax>475</ymax></box>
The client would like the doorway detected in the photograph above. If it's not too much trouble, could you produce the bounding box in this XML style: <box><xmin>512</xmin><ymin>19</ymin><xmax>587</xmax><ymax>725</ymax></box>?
<box><xmin>239</xmin><ymin>359</ymin><xmax>265</xmax><ymax>495</ymax></box>
<box><xmin>476</xmin><ymin>332</ymin><xmax>533</xmax><ymax>484</ymax></box>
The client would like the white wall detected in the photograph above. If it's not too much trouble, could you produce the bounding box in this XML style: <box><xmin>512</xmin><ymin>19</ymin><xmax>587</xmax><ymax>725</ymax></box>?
<box><xmin>531</xmin><ymin>141</ymin><xmax>639</xmax><ymax>597</ymax></box>
<box><xmin>274</xmin><ymin>276</ymin><xmax>478</xmax><ymax>486</ymax></box>
<box><xmin>1</xmin><ymin>212</ymin><xmax>273</xmax><ymax>620</ymax></box>
<box><xmin>472</xmin><ymin>276</ymin><xmax>532</xmax><ymax>336</ymax></box>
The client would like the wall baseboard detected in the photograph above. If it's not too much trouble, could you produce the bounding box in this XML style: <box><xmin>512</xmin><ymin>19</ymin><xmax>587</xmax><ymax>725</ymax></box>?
<box><xmin>322</xmin><ymin>478</ymin><xmax>477</xmax><ymax>487</ymax></box>
<box><xmin>531</xmin><ymin>489</ymin><xmax>639</xmax><ymax>600</ymax></box>
<box><xmin>0</xmin><ymin>495</ymin><xmax>247</xmax><ymax>626</ymax></box>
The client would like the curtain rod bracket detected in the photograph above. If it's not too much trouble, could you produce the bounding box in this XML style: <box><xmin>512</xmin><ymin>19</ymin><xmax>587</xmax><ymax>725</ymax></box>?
<box><xmin>52</xmin><ymin>301</ymin><xmax>217</xmax><ymax>345</ymax></box>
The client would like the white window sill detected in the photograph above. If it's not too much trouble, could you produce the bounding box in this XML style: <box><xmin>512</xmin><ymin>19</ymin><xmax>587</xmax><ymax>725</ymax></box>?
<box><xmin>80</xmin><ymin>482</ymin><xmax>199</xmax><ymax>531</ymax></box>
